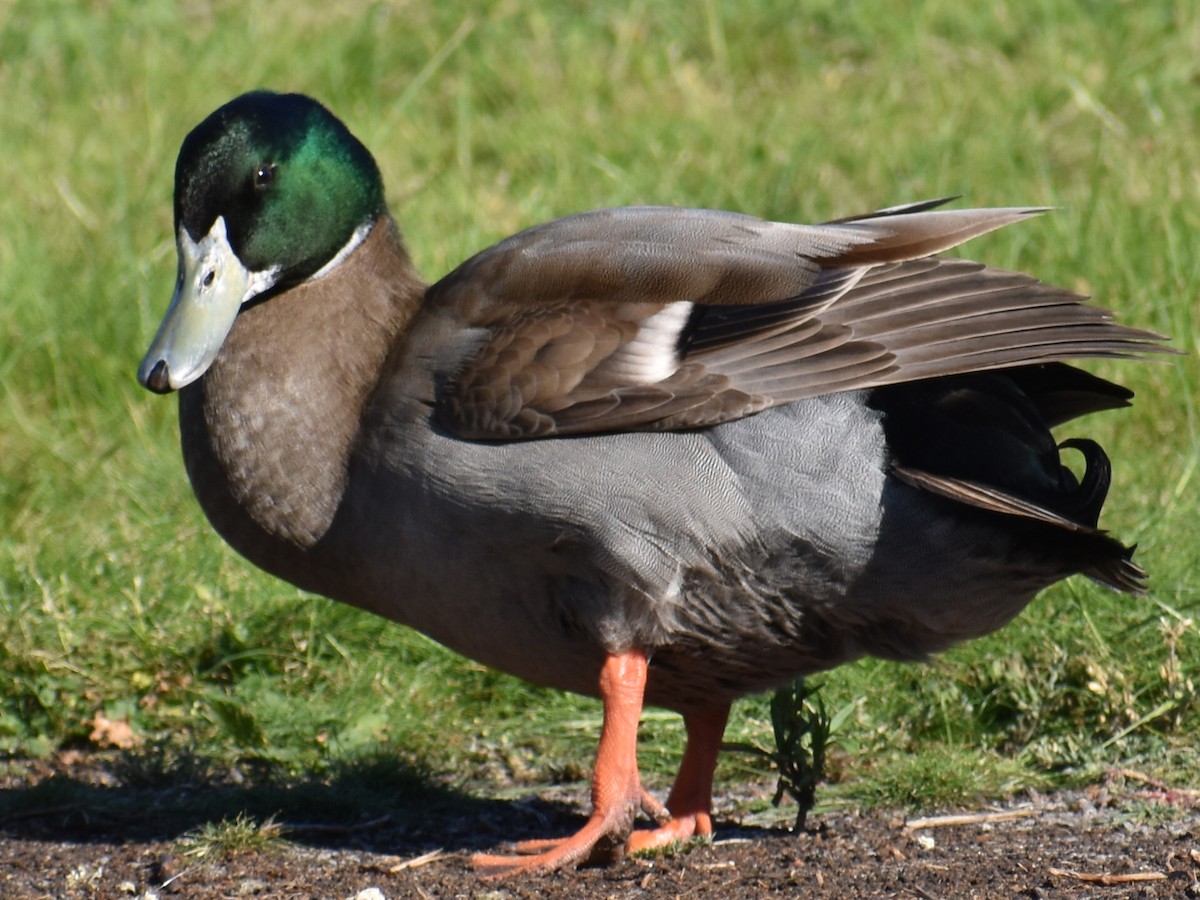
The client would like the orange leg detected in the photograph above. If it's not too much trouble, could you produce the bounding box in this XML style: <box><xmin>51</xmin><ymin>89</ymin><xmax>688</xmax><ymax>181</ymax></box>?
<box><xmin>627</xmin><ymin>703</ymin><xmax>730</xmax><ymax>853</ymax></box>
<box><xmin>472</xmin><ymin>649</ymin><xmax>650</xmax><ymax>877</ymax></box>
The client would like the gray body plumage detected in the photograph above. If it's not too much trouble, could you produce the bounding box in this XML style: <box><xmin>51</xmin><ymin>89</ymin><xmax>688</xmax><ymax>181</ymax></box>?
<box><xmin>174</xmin><ymin>211</ymin><xmax>1146</xmax><ymax>714</ymax></box>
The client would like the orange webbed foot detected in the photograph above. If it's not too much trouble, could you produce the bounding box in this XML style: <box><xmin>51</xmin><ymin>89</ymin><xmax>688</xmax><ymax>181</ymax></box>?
<box><xmin>470</xmin><ymin>657</ymin><xmax>732</xmax><ymax>878</ymax></box>
<box><xmin>471</xmin><ymin>650</ymin><xmax>649</xmax><ymax>878</ymax></box>
<box><xmin>627</xmin><ymin>810</ymin><xmax>713</xmax><ymax>854</ymax></box>
<box><xmin>472</xmin><ymin>807</ymin><xmax>635</xmax><ymax>877</ymax></box>
<box><xmin>629</xmin><ymin>704</ymin><xmax>729</xmax><ymax>856</ymax></box>
<box><xmin>472</xmin><ymin>786</ymin><xmax>670</xmax><ymax>876</ymax></box>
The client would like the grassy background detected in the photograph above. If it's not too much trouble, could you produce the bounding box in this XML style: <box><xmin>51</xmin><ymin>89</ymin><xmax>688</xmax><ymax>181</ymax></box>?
<box><xmin>2</xmin><ymin>0</ymin><xmax>1198</xmax><ymax>824</ymax></box>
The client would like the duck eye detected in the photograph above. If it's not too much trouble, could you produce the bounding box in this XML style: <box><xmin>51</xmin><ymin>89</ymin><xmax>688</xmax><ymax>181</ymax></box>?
<box><xmin>253</xmin><ymin>164</ymin><xmax>277</xmax><ymax>191</ymax></box>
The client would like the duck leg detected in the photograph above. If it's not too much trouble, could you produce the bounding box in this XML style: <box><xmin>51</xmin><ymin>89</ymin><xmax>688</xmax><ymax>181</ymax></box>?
<box><xmin>472</xmin><ymin>648</ymin><xmax>650</xmax><ymax>877</ymax></box>
<box><xmin>627</xmin><ymin>703</ymin><xmax>730</xmax><ymax>852</ymax></box>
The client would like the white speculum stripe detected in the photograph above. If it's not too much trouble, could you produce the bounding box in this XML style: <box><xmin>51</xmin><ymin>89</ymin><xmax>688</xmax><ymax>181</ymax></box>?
<box><xmin>606</xmin><ymin>302</ymin><xmax>694</xmax><ymax>382</ymax></box>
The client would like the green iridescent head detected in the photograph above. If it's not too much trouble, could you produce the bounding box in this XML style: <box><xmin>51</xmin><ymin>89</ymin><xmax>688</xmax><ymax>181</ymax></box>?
<box><xmin>139</xmin><ymin>92</ymin><xmax>387</xmax><ymax>392</ymax></box>
<box><xmin>175</xmin><ymin>90</ymin><xmax>385</xmax><ymax>280</ymax></box>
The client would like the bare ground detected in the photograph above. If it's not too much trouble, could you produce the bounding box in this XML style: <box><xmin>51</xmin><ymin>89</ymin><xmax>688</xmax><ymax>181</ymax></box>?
<box><xmin>2</xmin><ymin>754</ymin><xmax>1198</xmax><ymax>899</ymax></box>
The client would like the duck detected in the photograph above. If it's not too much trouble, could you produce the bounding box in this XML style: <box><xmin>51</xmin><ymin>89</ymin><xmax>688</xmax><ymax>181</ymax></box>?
<box><xmin>138</xmin><ymin>90</ymin><xmax>1168</xmax><ymax>877</ymax></box>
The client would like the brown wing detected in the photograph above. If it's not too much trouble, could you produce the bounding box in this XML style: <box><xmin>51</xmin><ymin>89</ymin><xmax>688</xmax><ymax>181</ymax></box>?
<box><xmin>426</xmin><ymin>202</ymin><xmax>1168</xmax><ymax>439</ymax></box>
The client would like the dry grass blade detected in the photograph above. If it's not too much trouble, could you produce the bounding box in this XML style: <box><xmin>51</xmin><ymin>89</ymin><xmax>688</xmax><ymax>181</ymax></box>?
<box><xmin>1110</xmin><ymin>768</ymin><xmax>1200</xmax><ymax>801</ymax></box>
<box><xmin>1048</xmin><ymin>868</ymin><xmax>1167</xmax><ymax>885</ymax></box>
<box><xmin>388</xmin><ymin>849</ymin><xmax>447</xmax><ymax>872</ymax></box>
<box><xmin>903</xmin><ymin>807</ymin><xmax>1041</xmax><ymax>830</ymax></box>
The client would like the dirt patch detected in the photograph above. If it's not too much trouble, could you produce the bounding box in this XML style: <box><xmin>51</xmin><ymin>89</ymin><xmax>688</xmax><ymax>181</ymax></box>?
<box><xmin>2</xmin><ymin>756</ymin><xmax>1198</xmax><ymax>899</ymax></box>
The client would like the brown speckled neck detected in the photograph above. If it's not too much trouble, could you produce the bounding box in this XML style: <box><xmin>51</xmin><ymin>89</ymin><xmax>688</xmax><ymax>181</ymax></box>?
<box><xmin>178</xmin><ymin>217</ymin><xmax>424</xmax><ymax>581</ymax></box>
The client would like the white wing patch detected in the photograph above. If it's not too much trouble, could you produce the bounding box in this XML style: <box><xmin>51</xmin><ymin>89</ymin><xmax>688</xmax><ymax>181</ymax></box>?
<box><xmin>599</xmin><ymin>301</ymin><xmax>694</xmax><ymax>384</ymax></box>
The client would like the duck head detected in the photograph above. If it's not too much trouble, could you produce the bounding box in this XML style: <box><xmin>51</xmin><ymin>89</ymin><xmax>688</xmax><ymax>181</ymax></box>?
<box><xmin>138</xmin><ymin>91</ymin><xmax>385</xmax><ymax>393</ymax></box>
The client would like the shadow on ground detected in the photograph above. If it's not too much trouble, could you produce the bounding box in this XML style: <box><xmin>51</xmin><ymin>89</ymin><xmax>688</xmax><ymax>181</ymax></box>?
<box><xmin>0</xmin><ymin>748</ymin><xmax>781</xmax><ymax>857</ymax></box>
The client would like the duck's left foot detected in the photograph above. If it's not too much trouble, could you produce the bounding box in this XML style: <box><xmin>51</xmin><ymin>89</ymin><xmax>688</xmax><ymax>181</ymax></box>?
<box><xmin>629</xmin><ymin>704</ymin><xmax>729</xmax><ymax>855</ymax></box>
<box><xmin>627</xmin><ymin>811</ymin><xmax>713</xmax><ymax>854</ymax></box>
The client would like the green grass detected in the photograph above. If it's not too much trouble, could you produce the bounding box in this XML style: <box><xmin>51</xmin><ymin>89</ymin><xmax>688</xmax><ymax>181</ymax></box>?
<box><xmin>2</xmin><ymin>0</ymin><xmax>1198</xmax><ymax>830</ymax></box>
<box><xmin>178</xmin><ymin>812</ymin><xmax>286</xmax><ymax>861</ymax></box>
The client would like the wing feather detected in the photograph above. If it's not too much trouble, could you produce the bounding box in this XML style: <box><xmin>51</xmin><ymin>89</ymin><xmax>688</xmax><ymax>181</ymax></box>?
<box><xmin>424</xmin><ymin>203</ymin><xmax>1169</xmax><ymax>439</ymax></box>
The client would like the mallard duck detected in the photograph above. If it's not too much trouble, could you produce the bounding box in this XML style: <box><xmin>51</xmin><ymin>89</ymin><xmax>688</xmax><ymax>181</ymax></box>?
<box><xmin>138</xmin><ymin>91</ymin><xmax>1167</xmax><ymax>876</ymax></box>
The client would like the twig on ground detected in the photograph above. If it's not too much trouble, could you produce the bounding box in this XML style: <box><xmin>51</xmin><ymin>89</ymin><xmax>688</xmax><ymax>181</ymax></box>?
<box><xmin>1110</xmin><ymin>767</ymin><xmax>1170</xmax><ymax>789</ymax></box>
<box><xmin>903</xmin><ymin>808</ymin><xmax>1041</xmax><ymax>830</ymax></box>
<box><xmin>1048</xmin><ymin>868</ymin><xmax>1167</xmax><ymax>885</ymax></box>
<box><xmin>1108</xmin><ymin>768</ymin><xmax>1200</xmax><ymax>801</ymax></box>
<box><xmin>388</xmin><ymin>849</ymin><xmax>446</xmax><ymax>872</ymax></box>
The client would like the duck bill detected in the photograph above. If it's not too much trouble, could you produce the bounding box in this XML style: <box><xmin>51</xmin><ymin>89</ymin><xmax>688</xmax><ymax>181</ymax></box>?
<box><xmin>137</xmin><ymin>217</ymin><xmax>275</xmax><ymax>393</ymax></box>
